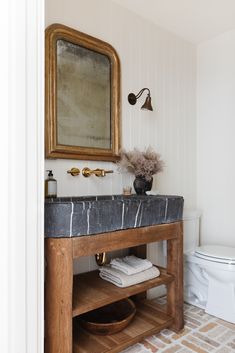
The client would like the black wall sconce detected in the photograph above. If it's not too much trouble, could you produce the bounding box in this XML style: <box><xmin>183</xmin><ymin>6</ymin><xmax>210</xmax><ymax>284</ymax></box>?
<box><xmin>128</xmin><ymin>88</ymin><xmax>153</xmax><ymax>111</ymax></box>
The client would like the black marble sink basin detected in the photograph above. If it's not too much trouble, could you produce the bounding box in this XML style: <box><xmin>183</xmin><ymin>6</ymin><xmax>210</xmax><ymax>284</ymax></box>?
<box><xmin>44</xmin><ymin>194</ymin><xmax>184</xmax><ymax>238</ymax></box>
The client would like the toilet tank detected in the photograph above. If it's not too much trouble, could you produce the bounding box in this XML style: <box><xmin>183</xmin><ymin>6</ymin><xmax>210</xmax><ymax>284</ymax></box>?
<box><xmin>183</xmin><ymin>210</ymin><xmax>201</xmax><ymax>253</ymax></box>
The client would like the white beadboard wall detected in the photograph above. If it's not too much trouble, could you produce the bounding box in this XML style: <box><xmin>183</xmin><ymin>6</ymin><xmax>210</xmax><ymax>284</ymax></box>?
<box><xmin>45</xmin><ymin>0</ymin><xmax>197</xmax><ymax>274</ymax></box>
<box><xmin>197</xmin><ymin>30</ymin><xmax>235</xmax><ymax>247</ymax></box>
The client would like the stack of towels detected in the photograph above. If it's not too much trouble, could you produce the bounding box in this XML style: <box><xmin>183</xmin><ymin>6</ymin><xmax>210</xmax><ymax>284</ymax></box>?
<box><xmin>99</xmin><ymin>255</ymin><xmax>160</xmax><ymax>288</ymax></box>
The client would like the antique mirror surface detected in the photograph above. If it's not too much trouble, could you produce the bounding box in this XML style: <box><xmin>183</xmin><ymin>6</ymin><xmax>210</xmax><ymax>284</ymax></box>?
<box><xmin>45</xmin><ymin>24</ymin><xmax>120</xmax><ymax>161</ymax></box>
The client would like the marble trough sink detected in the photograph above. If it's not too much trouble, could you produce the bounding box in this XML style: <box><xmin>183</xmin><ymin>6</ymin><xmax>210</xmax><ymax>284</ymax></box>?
<box><xmin>44</xmin><ymin>194</ymin><xmax>184</xmax><ymax>238</ymax></box>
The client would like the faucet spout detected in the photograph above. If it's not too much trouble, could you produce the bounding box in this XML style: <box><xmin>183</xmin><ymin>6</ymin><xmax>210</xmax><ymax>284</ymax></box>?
<box><xmin>82</xmin><ymin>167</ymin><xmax>113</xmax><ymax>177</ymax></box>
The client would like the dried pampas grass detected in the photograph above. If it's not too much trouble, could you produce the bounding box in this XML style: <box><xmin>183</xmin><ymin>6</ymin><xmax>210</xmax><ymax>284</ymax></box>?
<box><xmin>118</xmin><ymin>147</ymin><xmax>164</xmax><ymax>181</ymax></box>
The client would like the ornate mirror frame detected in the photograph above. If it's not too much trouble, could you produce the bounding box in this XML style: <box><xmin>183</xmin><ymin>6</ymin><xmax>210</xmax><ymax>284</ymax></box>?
<box><xmin>45</xmin><ymin>24</ymin><xmax>121</xmax><ymax>161</ymax></box>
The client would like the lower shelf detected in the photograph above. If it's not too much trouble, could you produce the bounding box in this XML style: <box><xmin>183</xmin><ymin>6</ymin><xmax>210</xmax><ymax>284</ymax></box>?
<box><xmin>73</xmin><ymin>299</ymin><xmax>173</xmax><ymax>353</ymax></box>
<box><xmin>72</xmin><ymin>267</ymin><xmax>173</xmax><ymax>317</ymax></box>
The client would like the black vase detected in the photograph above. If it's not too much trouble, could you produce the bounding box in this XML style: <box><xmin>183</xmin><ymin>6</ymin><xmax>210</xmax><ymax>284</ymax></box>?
<box><xmin>133</xmin><ymin>176</ymin><xmax>153</xmax><ymax>195</ymax></box>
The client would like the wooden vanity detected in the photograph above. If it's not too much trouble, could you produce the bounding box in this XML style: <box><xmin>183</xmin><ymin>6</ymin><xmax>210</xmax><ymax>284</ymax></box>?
<box><xmin>45</xmin><ymin>221</ymin><xmax>184</xmax><ymax>353</ymax></box>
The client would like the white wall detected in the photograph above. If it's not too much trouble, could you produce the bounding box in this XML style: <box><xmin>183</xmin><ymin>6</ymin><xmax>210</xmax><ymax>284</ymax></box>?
<box><xmin>45</xmin><ymin>0</ymin><xmax>197</xmax><ymax>275</ymax></box>
<box><xmin>197</xmin><ymin>30</ymin><xmax>235</xmax><ymax>247</ymax></box>
<box><xmin>45</xmin><ymin>0</ymin><xmax>196</xmax><ymax>206</ymax></box>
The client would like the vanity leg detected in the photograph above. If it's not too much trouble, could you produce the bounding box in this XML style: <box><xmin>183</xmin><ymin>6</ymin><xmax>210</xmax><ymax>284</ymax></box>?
<box><xmin>167</xmin><ymin>222</ymin><xmax>184</xmax><ymax>332</ymax></box>
<box><xmin>45</xmin><ymin>238</ymin><xmax>73</xmax><ymax>353</ymax></box>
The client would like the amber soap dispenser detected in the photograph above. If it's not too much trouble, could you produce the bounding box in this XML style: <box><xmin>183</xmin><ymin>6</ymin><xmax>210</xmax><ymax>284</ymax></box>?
<box><xmin>45</xmin><ymin>170</ymin><xmax>57</xmax><ymax>198</ymax></box>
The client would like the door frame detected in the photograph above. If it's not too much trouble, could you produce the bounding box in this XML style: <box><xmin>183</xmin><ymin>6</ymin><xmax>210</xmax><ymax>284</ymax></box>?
<box><xmin>0</xmin><ymin>0</ymin><xmax>45</xmax><ymax>352</ymax></box>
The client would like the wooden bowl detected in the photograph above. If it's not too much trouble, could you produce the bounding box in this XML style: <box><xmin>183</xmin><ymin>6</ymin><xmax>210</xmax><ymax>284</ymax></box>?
<box><xmin>79</xmin><ymin>298</ymin><xmax>136</xmax><ymax>335</ymax></box>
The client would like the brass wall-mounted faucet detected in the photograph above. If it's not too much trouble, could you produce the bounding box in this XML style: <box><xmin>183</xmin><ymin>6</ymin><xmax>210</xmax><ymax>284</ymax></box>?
<box><xmin>67</xmin><ymin>167</ymin><xmax>113</xmax><ymax>177</ymax></box>
<box><xmin>82</xmin><ymin>167</ymin><xmax>113</xmax><ymax>178</ymax></box>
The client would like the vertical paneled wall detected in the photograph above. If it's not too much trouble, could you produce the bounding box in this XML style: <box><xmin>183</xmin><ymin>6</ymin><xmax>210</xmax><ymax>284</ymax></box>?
<box><xmin>45</xmin><ymin>0</ymin><xmax>197</xmax><ymax>273</ymax></box>
<box><xmin>45</xmin><ymin>0</ymin><xmax>196</xmax><ymax>206</ymax></box>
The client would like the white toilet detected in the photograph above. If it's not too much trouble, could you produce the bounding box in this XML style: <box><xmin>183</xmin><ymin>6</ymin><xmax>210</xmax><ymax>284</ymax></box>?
<box><xmin>183</xmin><ymin>210</ymin><xmax>235</xmax><ymax>324</ymax></box>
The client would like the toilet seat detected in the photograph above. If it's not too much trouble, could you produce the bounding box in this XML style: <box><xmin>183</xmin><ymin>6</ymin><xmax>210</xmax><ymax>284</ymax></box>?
<box><xmin>195</xmin><ymin>245</ymin><xmax>235</xmax><ymax>265</ymax></box>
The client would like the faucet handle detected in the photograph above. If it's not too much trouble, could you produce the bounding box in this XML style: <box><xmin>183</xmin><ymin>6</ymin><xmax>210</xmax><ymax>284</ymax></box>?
<box><xmin>67</xmin><ymin>167</ymin><xmax>80</xmax><ymax>176</ymax></box>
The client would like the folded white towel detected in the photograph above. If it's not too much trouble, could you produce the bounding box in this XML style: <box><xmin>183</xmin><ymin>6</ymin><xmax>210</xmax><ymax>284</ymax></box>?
<box><xmin>110</xmin><ymin>255</ymin><xmax>153</xmax><ymax>275</ymax></box>
<box><xmin>99</xmin><ymin>265</ymin><xmax>160</xmax><ymax>288</ymax></box>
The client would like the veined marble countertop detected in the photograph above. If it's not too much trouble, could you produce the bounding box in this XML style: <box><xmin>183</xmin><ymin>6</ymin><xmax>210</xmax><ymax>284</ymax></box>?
<box><xmin>44</xmin><ymin>194</ymin><xmax>184</xmax><ymax>238</ymax></box>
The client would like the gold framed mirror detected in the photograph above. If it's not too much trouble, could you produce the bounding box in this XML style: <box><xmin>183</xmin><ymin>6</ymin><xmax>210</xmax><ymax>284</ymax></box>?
<box><xmin>45</xmin><ymin>24</ymin><xmax>121</xmax><ymax>161</ymax></box>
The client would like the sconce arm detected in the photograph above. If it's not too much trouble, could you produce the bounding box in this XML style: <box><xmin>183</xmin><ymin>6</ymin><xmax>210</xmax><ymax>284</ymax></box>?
<box><xmin>135</xmin><ymin>88</ymin><xmax>150</xmax><ymax>99</ymax></box>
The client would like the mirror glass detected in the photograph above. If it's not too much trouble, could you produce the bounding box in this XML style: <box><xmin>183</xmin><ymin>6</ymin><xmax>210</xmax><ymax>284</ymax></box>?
<box><xmin>57</xmin><ymin>39</ymin><xmax>111</xmax><ymax>149</ymax></box>
<box><xmin>45</xmin><ymin>24</ymin><xmax>120</xmax><ymax>161</ymax></box>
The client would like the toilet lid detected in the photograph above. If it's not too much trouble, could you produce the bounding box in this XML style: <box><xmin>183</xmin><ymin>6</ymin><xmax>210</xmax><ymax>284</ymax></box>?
<box><xmin>195</xmin><ymin>245</ymin><xmax>235</xmax><ymax>264</ymax></box>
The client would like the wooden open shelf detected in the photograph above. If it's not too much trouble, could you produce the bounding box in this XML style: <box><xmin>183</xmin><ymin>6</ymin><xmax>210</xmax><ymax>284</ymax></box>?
<box><xmin>72</xmin><ymin>267</ymin><xmax>174</xmax><ymax>317</ymax></box>
<box><xmin>45</xmin><ymin>222</ymin><xmax>184</xmax><ymax>353</ymax></box>
<box><xmin>73</xmin><ymin>299</ymin><xmax>173</xmax><ymax>353</ymax></box>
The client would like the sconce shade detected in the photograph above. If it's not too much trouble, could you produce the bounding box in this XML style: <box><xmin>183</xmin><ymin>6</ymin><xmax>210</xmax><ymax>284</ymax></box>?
<box><xmin>141</xmin><ymin>95</ymin><xmax>153</xmax><ymax>111</ymax></box>
<box><xmin>127</xmin><ymin>88</ymin><xmax>153</xmax><ymax>111</ymax></box>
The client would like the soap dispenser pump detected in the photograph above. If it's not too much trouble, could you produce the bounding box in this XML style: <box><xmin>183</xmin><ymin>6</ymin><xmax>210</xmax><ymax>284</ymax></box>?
<box><xmin>45</xmin><ymin>170</ymin><xmax>57</xmax><ymax>198</ymax></box>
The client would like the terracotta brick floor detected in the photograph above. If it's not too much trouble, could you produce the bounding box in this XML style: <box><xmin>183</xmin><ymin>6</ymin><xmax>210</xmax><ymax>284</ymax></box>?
<box><xmin>121</xmin><ymin>298</ymin><xmax>235</xmax><ymax>353</ymax></box>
